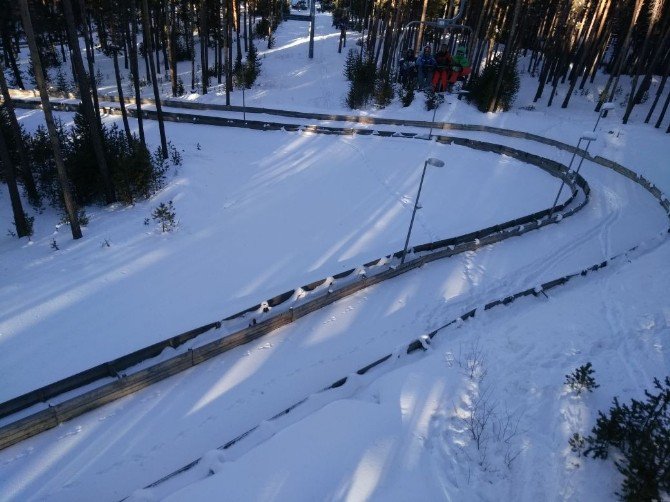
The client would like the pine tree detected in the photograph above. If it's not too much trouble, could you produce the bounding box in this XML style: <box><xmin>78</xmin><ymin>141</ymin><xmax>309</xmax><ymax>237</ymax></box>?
<box><xmin>583</xmin><ymin>377</ymin><xmax>670</xmax><ymax>501</ymax></box>
<box><xmin>565</xmin><ymin>362</ymin><xmax>600</xmax><ymax>395</ymax></box>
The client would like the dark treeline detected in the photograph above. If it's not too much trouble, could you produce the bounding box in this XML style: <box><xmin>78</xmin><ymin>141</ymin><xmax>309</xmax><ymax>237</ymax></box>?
<box><xmin>337</xmin><ymin>0</ymin><xmax>669</xmax><ymax>119</ymax></box>
<box><xmin>0</xmin><ymin>0</ymin><xmax>669</xmax><ymax>239</ymax></box>
<box><xmin>1</xmin><ymin>0</ymin><xmax>277</xmax><ymax>239</ymax></box>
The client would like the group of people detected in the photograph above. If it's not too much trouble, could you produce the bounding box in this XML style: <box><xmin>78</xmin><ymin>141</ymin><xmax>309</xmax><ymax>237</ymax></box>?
<box><xmin>398</xmin><ymin>44</ymin><xmax>471</xmax><ymax>93</ymax></box>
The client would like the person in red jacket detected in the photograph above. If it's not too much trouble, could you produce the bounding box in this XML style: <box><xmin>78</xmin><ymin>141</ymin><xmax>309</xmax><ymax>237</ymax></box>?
<box><xmin>431</xmin><ymin>45</ymin><xmax>453</xmax><ymax>92</ymax></box>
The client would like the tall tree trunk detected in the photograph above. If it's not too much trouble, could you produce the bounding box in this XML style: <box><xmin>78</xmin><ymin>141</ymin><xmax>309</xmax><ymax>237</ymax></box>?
<box><xmin>415</xmin><ymin>0</ymin><xmax>429</xmax><ymax>51</ymax></box>
<box><xmin>201</xmin><ymin>0</ymin><xmax>209</xmax><ymax>94</ymax></box>
<box><xmin>1</xmin><ymin>28</ymin><xmax>24</xmax><ymax>89</ymax></box>
<box><xmin>78</xmin><ymin>0</ymin><xmax>103</xmax><ymax>129</ymax></box>
<box><xmin>597</xmin><ymin>0</ymin><xmax>644</xmax><ymax>112</ymax></box>
<box><xmin>169</xmin><ymin>0</ymin><xmax>179</xmax><ymax>96</ymax></box>
<box><xmin>562</xmin><ymin>0</ymin><xmax>608</xmax><ymax>108</ymax></box>
<box><xmin>236</xmin><ymin>0</ymin><xmax>243</xmax><ymax>58</ymax></box>
<box><xmin>622</xmin><ymin>0</ymin><xmax>665</xmax><ymax>124</ymax></box>
<box><xmin>124</xmin><ymin>23</ymin><xmax>129</xmax><ymax>69</ymax></box>
<box><xmin>489</xmin><ymin>0</ymin><xmax>521</xmax><ymax>112</ymax></box>
<box><xmin>187</xmin><ymin>2</ymin><xmax>195</xmax><ymax>91</ymax></box>
<box><xmin>634</xmin><ymin>29</ymin><xmax>670</xmax><ymax>104</ymax></box>
<box><xmin>142</xmin><ymin>0</ymin><xmax>169</xmax><ymax>158</ymax></box>
<box><xmin>243</xmin><ymin>0</ymin><xmax>248</xmax><ymax>52</ymax></box>
<box><xmin>19</xmin><ymin>0</ymin><xmax>82</xmax><ymax>239</ymax></box>
<box><xmin>645</xmin><ymin>51</ymin><xmax>670</xmax><ymax>123</ymax></box>
<box><xmin>655</xmin><ymin>80</ymin><xmax>670</xmax><ymax>128</ymax></box>
<box><xmin>112</xmin><ymin>45</ymin><xmax>133</xmax><ymax>144</ymax></box>
<box><xmin>0</xmin><ymin>130</ymin><xmax>30</xmax><ymax>238</ymax></box>
<box><xmin>0</xmin><ymin>69</ymin><xmax>39</xmax><ymax>203</ymax></box>
<box><xmin>226</xmin><ymin>0</ymin><xmax>233</xmax><ymax>104</ymax></box>
<box><xmin>130</xmin><ymin>0</ymin><xmax>146</xmax><ymax>146</ymax></box>
<box><xmin>218</xmin><ymin>0</ymin><xmax>224</xmax><ymax>84</ymax></box>
<box><xmin>63</xmin><ymin>0</ymin><xmax>115</xmax><ymax>204</ymax></box>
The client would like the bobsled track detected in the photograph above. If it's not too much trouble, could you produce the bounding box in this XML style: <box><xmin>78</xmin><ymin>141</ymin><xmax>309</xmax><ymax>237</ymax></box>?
<box><xmin>2</xmin><ymin>93</ymin><xmax>670</xmax><ymax>499</ymax></box>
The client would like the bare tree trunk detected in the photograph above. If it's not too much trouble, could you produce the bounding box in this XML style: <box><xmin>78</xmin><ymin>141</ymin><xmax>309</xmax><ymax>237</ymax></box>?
<box><xmin>226</xmin><ymin>0</ymin><xmax>233</xmax><ymax>103</ymax></box>
<box><xmin>123</xmin><ymin>23</ymin><xmax>129</xmax><ymax>69</ymax></box>
<box><xmin>236</xmin><ymin>0</ymin><xmax>243</xmax><ymax>58</ymax></box>
<box><xmin>168</xmin><ymin>0</ymin><xmax>179</xmax><ymax>96</ymax></box>
<box><xmin>112</xmin><ymin>45</ymin><xmax>133</xmax><ymax>143</ymax></box>
<box><xmin>655</xmin><ymin>80</ymin><xmax>670</xmax><ymax>128</ymax></box>
<box><xmin>645</xmin><ymin>51</ymin><xmax>670</xmax><ymax>123</ymax></box>
<box><xmin>19</xmin><ymin>0</ymin><xmax>82</xmax><ymax>239</ymax></box>
<box><xmin>623</xmin><ymin>1</ymin><xmax>665</xmax><ymax>123</ymax></box>
<box><xmin>0</xmin><ymin>69</ymin><xmax>39</xmax><ymax>203</ymax></box>
<box><xmin>243</xmin><ymin>0</ymin><xmax>248</xmax><ymax>52</ymax></box>
<box><xmin>597</xmin><ymin>0</ymin><xmax>643</xmax><ymax>112</ymax></box>
<box><xmin>78</xmin><ymin>0</ymin><xmax>102</xmax><ymax>129</ymax></box>
<box><xmin>63</xmin><ymin>0</ymin><xmax>116</xmax><ymax>204</ymax></box>
<box><xmin>130</xmin><ymin>0</ymin><xmax>146</xmax><ymax>146</ymax></box>
<box><xmin>142</xmin><ymin>0</ymin><xmax>169</xmax><ymax>158</ymax></box>
<box><xmin>201</xmin><ymin>0</ymin><xmax>209</xmax><ymax>93</ymax></box>
<box><xmin>562</xmin><ymin>0</ymin><xmax>608</xmax><ymax>108</ymax></box>
<box><xmin>415</xmin><ymin>0</ymin><xmax>429</xmax><ymax>51</ymax></box>
<box><xmin>218</xmin><ymin>0</ymin><xmax>224</xmax><ymax>84</ymax></box>
<box><xmin>0</xmin><ymin>128</ymin><xmax>30</xmax><ymax>237</ymax></box>
<box><xmin>489</xmin><ymin>0</ymin><xmax>521</xmax><ymax>112</ymax></box>
<box><xmin>1</xmin><ymin>28</ymin><xmax>24</xmax><ymax>89</ymax></box>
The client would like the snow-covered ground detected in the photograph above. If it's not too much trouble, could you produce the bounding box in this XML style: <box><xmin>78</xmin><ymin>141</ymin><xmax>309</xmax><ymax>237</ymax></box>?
<box><xmin>1</xmin><ymin>11</ymin><xmax>669</xmax><ymax>502</ymax></box>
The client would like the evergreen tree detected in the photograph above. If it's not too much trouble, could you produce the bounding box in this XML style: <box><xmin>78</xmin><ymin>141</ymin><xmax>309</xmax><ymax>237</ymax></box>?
<box><xmin>466</xmin><ymin>54</ymin><xmax>520</xmax><ymax>113</ymax></box>
<box><xmin>583</xmin><ymin>377</ymin><xmax>670</xmax><ymax>501</ymax></box>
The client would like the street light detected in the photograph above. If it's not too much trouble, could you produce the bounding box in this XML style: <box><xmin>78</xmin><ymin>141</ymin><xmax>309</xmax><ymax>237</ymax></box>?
<box><xmin>428</xmin><ymin>93</ymin><xmax>445</xmax><ymax>140</ymax></box>
<box><xmin>400</xmin><ymin>157</ymin><xmax>445</xmax><ymax>264</ymax></box>
<box><xmin>593</xmin><ymin>102</ymin><xmax>616</xmax><ymax>132</ymax></box>
<box><xmin>549</xmin><ymin>131</ymin><xmax>597</xmax><ymax>218</ymax></box>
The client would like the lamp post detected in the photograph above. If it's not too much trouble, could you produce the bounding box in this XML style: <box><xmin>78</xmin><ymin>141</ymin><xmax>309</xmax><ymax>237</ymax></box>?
<box><xmin>549</xmin><ymin>131</ymin><xmax>597</xmax><ymax>218</ymax></box>
<box><xmin>593</xmin><ymin>102</ymin><xmax>616</xmax><ymax>131</ymax></box>
<box><xmin>400</xmin><ymin>157</ymin><xmax>445</xmax><ymax>264</ymax></box>
<box><xmin>428</xmin><ymin>93</ymin><xmax>445</xmax><ymax>140</ymax></box>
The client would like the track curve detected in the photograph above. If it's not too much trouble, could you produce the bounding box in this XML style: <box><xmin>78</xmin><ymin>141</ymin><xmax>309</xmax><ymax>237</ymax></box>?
<box><xmin>0</xmin><ymin>97</ymin><xmax>668</xmax><ymax>501</ymax></box>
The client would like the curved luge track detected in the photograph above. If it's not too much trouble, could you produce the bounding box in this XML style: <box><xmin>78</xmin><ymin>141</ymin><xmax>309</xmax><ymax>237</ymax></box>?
<box><xmin>1</xmin><ymin>96</ymin><xmax>669</xmax><ymax>501</ymax></box>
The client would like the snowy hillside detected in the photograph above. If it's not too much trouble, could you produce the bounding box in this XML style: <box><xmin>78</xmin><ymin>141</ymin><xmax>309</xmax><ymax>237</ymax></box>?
<box><xmin>1</xmin><ymin>11</ymin><xmax>669</xmax><ymax>502</ymax></box>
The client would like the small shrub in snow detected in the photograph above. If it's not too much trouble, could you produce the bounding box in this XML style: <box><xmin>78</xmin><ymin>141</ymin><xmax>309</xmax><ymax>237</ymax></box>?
<box><xmin>565</xmin><ymin>362</ymin><xmax>599</xmax><ymax>395</ymax></box>
<box><xmin>151</xmin><ymin>201</ymin><xmax>177</xmax><ymax>233</ymax></box>
<box><xmin>169</xmin><ymin>142</ymin><xmax>183</xmax><ymax>166</ymax></box>
<box><xmin>451</xmin><ymin>342</ymin><xmax>525</xmax><ymax>471</ymax></box>
<box><xmin>582</xmin><ymin>377</ymin><xmax>670</xmax><ymax>501</ymax></box>
<box><xmin>569</xmin><ymin>432</ymin><xmax>586</xmax><ymax>453</ymax></box>
<box><xmin>424</xmin><ymin>88</ymin><xmax>444</xmax><ymax>111</ymax></box>
<box><xmin>458</xmin><ymin>338</ymin><xmax>487</xmax><ymax>383</ymax></box>
<box><xmin>398</xmin><ymin>78</ymin><xmax>416</xmax><ymax>107</ymax></box>
<box><xmin>59</xmin><ymin>208</ymin><xmax>89</xmax><ymax>227</ymax></box>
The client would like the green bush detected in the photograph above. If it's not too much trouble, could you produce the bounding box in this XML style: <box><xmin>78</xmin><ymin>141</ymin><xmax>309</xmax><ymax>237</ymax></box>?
<box><xmin>565</xmin><ymin>362</ymin><xmax>600</xmax><ymax>395</ymax></box>
<box><xmin>374</xmin><ymin>75</ymin><xmax>394</xmax><ymax>108</ymax></box>
<box><xmin>151</xmin><ymin>200</ymin><xmax>177</xmax><ymax>232</ymax></box>
<box><xmin>345</xmin><ymin>50</ymin><xmax>377</xmax><ymax>109</ymax></box>
<box><xmin>28</xmin><ymin>107</ymin><xmax>169</xmax><ymax>208</ymax></box>
<box><xmin>582</xmin><ymin>377</ymin><xmax>670</xmax><ymax>501</ymax></box>
<box><xmin>234</xmin><ymin>42</ymin><xmax>262</xmax><ymax>89</ymax></box>
<box><xmin>424</xmin><ymin>88</ymin><xmax>444</xmax><ymax>111</ymax></box>
<box><xmin>398</xmin><ymin>79</ymin><xmax>416</xmax><ymax>107</ymax></box>
<box><xmin>466</xmin><ymin>54</ymin><xmax>520</xmax><ymax>112</ymax></box>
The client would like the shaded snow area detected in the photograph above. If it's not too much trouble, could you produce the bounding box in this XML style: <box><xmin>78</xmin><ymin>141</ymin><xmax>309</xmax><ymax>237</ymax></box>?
<box><xmin>1</xmin><ymin>9</ymin><xmax>670</xmax><ymax>502</ymax></box>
